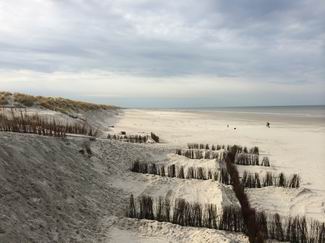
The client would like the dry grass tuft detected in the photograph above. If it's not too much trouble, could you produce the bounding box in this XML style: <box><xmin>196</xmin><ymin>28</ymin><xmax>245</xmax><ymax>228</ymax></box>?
<box><xmin>0</xmin><ymin>92</ymin><xmax>12</xmax><ymax>105</ymax></box>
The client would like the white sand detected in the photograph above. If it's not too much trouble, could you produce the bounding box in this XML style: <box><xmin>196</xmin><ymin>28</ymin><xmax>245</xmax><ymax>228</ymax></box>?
<box><xmin>1</xmin><ymin>106</ymin><xmax>324</xmax><ymax>242</ymax></box>
<box><xmin>105</xmin><ymin>217</ymin><xmax>248</xmax><ymax>243</ymax></box>
<box><xmin>112</xmin><ymin>109</ymin><xmax>325</xmax><ymax>222</ymax></box>
<box><xmin>0</xmin><ymin>124</ymin><xmax>244</xmax><ymax>242</ymax></box>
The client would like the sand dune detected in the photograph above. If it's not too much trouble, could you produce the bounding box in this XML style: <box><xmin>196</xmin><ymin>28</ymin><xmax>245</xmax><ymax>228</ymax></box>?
<box><xmin>1</xmin><ymin>106</ymin><xmax>324</xmax><ymax>242</ymax></box>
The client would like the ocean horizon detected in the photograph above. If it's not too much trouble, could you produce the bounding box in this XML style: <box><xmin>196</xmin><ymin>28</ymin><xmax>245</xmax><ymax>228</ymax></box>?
<box><xmin>135</xmin><ymin>105</ymin><xmax>325</xmax><ymax>119</ymax></box>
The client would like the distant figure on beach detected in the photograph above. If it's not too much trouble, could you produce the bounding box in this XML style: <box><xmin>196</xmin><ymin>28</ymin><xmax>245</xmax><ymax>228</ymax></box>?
<box><xmin>227</xmin><ymin>124</ymin><xmax>229</xmax><ymax>128</ymax></box>
<box><xmin>266</xmin><ymin>122</ymin><xmax>270</xmax><ymax>128</ymax></box>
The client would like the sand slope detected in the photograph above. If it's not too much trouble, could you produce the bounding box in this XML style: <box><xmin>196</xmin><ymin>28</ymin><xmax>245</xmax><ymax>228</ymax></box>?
<box><xmin>2</xmin><ymin>107</ymin><xmax>323</xmax><ymax>242</ymax></box>
<box><xmin>0</xmin><ymin>132</ymin><xmax>245</xmax><ymax>242</ymax></box>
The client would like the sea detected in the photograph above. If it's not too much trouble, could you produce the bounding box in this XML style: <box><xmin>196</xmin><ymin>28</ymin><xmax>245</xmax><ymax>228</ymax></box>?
<box><xmin>169</xmin><ymin>105</ymin><xmax>325</xmax><ymax>126</ymax></box>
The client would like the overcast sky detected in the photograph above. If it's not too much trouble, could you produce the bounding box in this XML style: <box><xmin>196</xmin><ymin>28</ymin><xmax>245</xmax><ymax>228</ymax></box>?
<box><xmin>0</xmin><ymin>0</ymin><xmax>324</xmax><ymax>107</ymax></box>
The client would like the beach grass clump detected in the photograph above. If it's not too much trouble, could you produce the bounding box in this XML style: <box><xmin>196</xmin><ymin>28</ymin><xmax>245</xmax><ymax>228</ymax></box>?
<box><xmin>0</xmin><ymin>92</ymin><xmax>11</xmax><ymax>105</ymax></box>
<box><xmin>14</xmin><ymin>93</ymin><xmax>38</xmax><ymax>107</ymax></box>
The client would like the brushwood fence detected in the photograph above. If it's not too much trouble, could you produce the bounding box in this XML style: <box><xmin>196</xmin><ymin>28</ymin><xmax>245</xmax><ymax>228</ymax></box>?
<box><xmin>127</xmin><ymin>194</ymin><xmax>325</xmax><ymax>242</ymax></box>
<box><xmin>239</xmin><ymin>170</ymin><xmax>300</xmax><ymax>188</ymax></box>
<box><xmin>223</xmin><ymin>148</ymin><xmax>303</xmax><ymax>242</ymax></box>
<box><xmin>108</xmin><ymin>134</ymin><xmax>149</xmax><ymax>143</ymax></box>
<box><xmin>127</xmin><ymin>194</ymin><xmax>245</xmax><ymax>232</ymax></box>
<box><xmin>131</xmin><ymin>161</ymin><xmax>298</xmax><ymax>188</ymax></box>
<box><xmin>107</xmin><ymin>132</ymin><xmax>160</xmax><ymax>143</ymax></box>
<box><xmin>176</xmin><ymin>148</ymin><xmax>270</xmax><ymax>166</ymax></box>
<box><xmin>130</xmin><ymin>161</ymin><xmax>220</xmax><ymax>181</ymax></box>
<box><xmin>0</xmin><ymin>110</ymin><xmax>95</xmax><ymax>137</ymax></box>
<box><xmin>241</xmin><ymin>171</ymin><xmax>300</xmax><ymax>188</ymax></box>
<box><xmin>187</xmin><ymin>143</ymin><xmax>259</xmax><ymax>155</ymax></box>
<box><xmin>175</xmin><ymin>149</ymin><xmax>223</xmax><ymax>160</ymax></box>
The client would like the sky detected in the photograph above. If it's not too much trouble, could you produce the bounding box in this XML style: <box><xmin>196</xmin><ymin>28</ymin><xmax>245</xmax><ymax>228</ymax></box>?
<box><xmin>0</xmin><ymin>0</ymin><xmax>324</xmax><ymax>108</ymax></box>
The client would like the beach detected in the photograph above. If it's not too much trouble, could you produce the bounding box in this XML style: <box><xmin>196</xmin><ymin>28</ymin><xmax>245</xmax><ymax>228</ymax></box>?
<box><xmin>1</xmin><ymin>105</ymin><xmax>325</xmax><ymax>242</ymax></box>
<box><xmin>112</xmin><ymin>107</ymin><xmax>325</xmax><ymax>221</ymax></box>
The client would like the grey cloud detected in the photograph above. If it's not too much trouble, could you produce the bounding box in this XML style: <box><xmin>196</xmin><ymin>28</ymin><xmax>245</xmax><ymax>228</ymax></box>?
<box><xmin>0</xmin><ymin>0</ymin><xmax>324</xmax><ymax>86</ymax></box>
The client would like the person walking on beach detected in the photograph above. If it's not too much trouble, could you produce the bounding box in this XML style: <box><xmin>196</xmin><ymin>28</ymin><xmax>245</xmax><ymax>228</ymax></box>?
<box><xmin>266</xmin><ymin>122</ymin><xmax>270</xmax><ymax>128</ymax></box>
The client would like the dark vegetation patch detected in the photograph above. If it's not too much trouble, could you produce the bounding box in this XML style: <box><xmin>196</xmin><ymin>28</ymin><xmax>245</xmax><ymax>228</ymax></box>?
<box><xmin>0</xmin><ymin>92</ymin><xmax>11</xmax><ymax>105</ymax></box>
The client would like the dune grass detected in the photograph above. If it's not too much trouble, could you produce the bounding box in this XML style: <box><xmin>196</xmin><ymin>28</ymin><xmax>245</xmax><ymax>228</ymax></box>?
<box><xmin>0</xmin><ymin>91</ymin><xmax>116</xmax><ymax>114</ymax></box>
